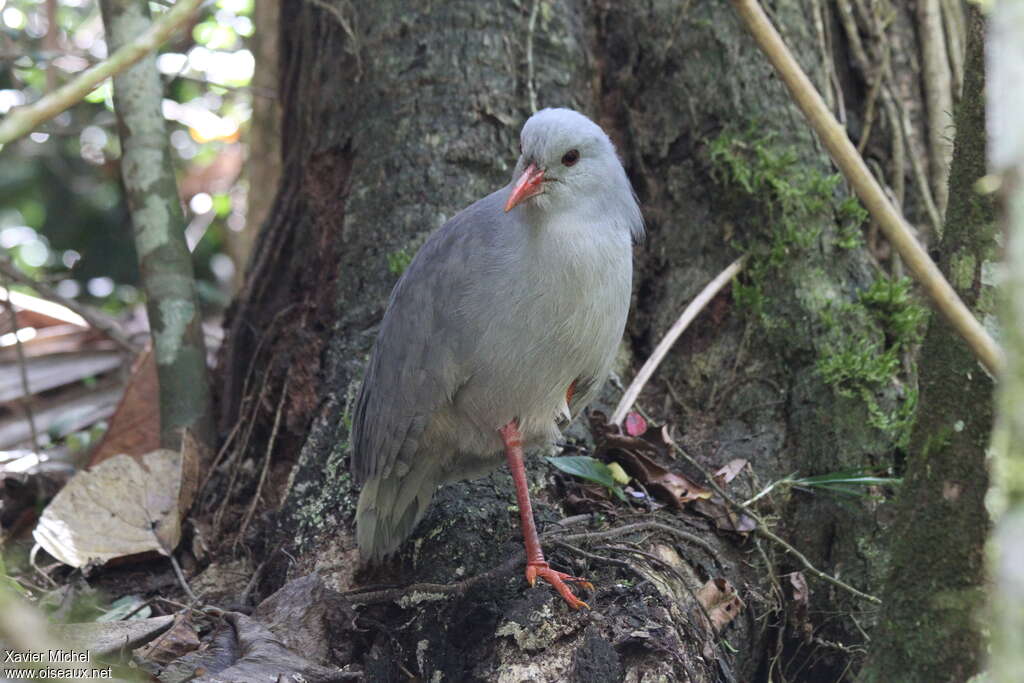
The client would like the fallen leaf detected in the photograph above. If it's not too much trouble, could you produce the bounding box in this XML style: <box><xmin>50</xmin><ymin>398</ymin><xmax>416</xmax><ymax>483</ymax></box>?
<box><xmin>714</xmin><ymin>458</ymin><xmax>748</xmax><ymax>486</ymax></box>
<box><xmin>137</xmin><ymin>612</ymin><xmax>201</xmax><ymax>666</ymax></box>
<box><xmin>624</xmin><ymin>411</ymin><xmax>648</xmax><ymax>436</ymax></box>
<box><xmin>694</xmin><ymin>577</ymin><xmax>744</xmax><ymax>633</ymax></box>
<box><xmin>547</xmin><ymin>455</ymin><xmax>628</xmax><ymax>501</ymax></box>
<box><xmin>788</xmin><ymin>572</ymin><xmax>812</xmax><ymax>642</ymax></box>
<box><xmin>607</xmin><ymin>462</ymin><xmax>631</xmax><ymax>485</ymax></box>
<box><xmin>33</xmin><ymin>449</ymin><xmax>185</xmax><ymax>567</ymax></box>
<box><xmin>589</xmin><ymin>411</ymin><xmax>711</xmax><ymax>507</ymax></box>
<box><xmin>254</xmin><ymin>574</ymin><xmax>356</xmax><ymax>666</ymax></box>
<box><xmin>89</xmin><ymin>348</ymin><xmax>159</xmax><ymax>467</ymax></box>
<box><xmin>692</xmin><ymin>496</ymin><xmax>757</xmax><ymax>535</ymax></box>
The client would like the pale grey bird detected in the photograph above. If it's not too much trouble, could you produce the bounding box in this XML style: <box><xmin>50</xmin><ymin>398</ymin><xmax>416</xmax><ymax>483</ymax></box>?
<box><xmin>351</xmin><ymin>108</ymin><xmax>643</xmax><ymax>608</ymax></box>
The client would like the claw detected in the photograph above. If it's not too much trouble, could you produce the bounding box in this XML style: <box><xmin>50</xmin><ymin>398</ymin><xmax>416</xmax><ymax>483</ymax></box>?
<box><xmin>526</xmin><ymin>561</ymin><xmax>592</xmax><ymax>609</ymax></box>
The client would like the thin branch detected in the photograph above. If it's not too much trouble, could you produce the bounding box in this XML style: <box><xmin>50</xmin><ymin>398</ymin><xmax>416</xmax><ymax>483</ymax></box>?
<box><xmin>342</xmin><ymin>554</ymin><xmax>523</xmax><ymax>605</ymax></box>
<box><xmin>0</xmin><ymin>0</ymin><xmax>204</xmax><ymax>145</ymax></box>
<box><xmin>670</xmin><ymin>440</ymin><xmax>881</xmax><ymax>605</ymax></box>
<box><xmin>610</xmin><ymin>256</ymin><xmax>746</xmax><ymax>425</ymax></box>
<box><xmin>526</xmin><ymin>0</ymin><xmax>540</xmax><ymax>113</ymax></box>
<box><xmin>730</xmin><ymin>0</ymin><xmax>1003</xmax><ymax>377</ymax></box>
<box><xmin>0</xmin><ymin>253</ymin><xmax>140</xmax><ymax>353</ymax></box>
<box><xmin>2</xmin><ymin>281</ymin><xmax>40</xmax><ymax>450</ymax></box>
<box><xmin>235</xmin><ymin>371</ymin><xmax>290</xmax><ymax>549</ymax></box>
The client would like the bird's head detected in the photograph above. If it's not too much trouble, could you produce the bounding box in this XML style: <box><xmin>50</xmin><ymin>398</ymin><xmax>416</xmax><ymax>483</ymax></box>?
<box><xmin>505</xmin><ymin>108</ymin><xmax>644</xmax><ymax>242</ymax></box>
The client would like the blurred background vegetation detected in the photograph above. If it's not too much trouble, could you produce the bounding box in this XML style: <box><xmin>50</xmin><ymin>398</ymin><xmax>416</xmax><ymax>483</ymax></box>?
<box><xmin>1</xmin><ymin>0</ymin><xmax>261</xmax><ymax>315</ymax></box>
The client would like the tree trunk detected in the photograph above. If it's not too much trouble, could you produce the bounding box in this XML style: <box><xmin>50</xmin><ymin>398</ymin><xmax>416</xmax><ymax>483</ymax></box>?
<box><xmin>210</xmin><ymin>2</ymin><xmax>938</xmax><ymax>679</ymax></box>
<box><xmin>100</xmin><ymin>0</ymin><xmax>212</xmax><ymax>449</ymax></box>
<box><xmin>860</xmin><ymin>8</ymin><xmax>994</xmax><ymax>681</ymax></box>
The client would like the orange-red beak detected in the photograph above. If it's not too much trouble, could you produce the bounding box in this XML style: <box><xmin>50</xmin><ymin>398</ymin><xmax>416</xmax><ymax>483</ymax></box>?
<box><xmin>504</xmin><ymin>162</ymin><xmax>545</xmax><ymax>212</ymax></box>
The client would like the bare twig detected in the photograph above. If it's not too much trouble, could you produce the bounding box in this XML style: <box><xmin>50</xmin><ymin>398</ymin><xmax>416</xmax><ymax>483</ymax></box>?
<box><xmin>0</xmin><ymin>0</ymin><xmax>203</xmax><ymax>144</ymax></box>
<box><xmin>0</xmin><ymin>254</ymin><xmax>140</xmax><ymax>353</ymax></box>
<box><xmin>610</xmin><ymin>256</ymin><xmax>746</xmax><ymax>425</ymax></box>
<box><xmin>235</xmin><ymin>372</ymin><xmax>291</xmax><ymax>548</ymax></box>
<box><xmin>730</xmin><ymin>0</ymin><xmax>1003</xmax><ymax>376</ymax></box>
<box><xmin>167</xmin><ymin>552</ymin><xmax>199</xmax><ymax>604</ymax></box>
<box><xmin>526</xmin><ymin>0</ymin><xmax>540</xmax><ymax>113</ymax></box>
<box><xmin>670</xmin><ymin>441</ymin><xmax>881</xmax><ymax>605</ymax></box>
<box><xmin>343</xmin><ymin>554</ymin><xmax>523</xmax><ymax>605</ymax></box>
<box><xmin>2</xmin><ymin>281</ymin><xmax>39</xmax><ymax>449</ymax></box>
<box><xmin>552</xmin><ymin>519</ymin><xmax>720</xmax><ymax>562</ymax></box>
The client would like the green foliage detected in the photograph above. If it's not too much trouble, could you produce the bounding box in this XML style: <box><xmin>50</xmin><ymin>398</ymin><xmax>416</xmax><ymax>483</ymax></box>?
<box><xmin>1</xmin><ymin>0</ymin><xmax>256</xmax><ymax>312</ymax></box>
<box><xmin>546</xmin><ymin>455</ymin><xmax>628</xmax><ymax>501</ymax></box>
<box><xmin>858</xmin><ymin>276</ymin><xmax>928</xmax><ymax>346</ymax></box>
<box><xmin>709</xmin><ymin>126</ymin><xmax>862</xmax><ymax>324</ymax></box>
<box><xmin>387</xmin><ymin>248</ymin><xmax>413</xmax><ymax>276</ymax></box>
<box><xmin>709</xmin><ymin>125</ymin><xmax>920</xmax><ymax>446</ymax></box>
<box><xmin>815</xmin><ymin>276</ymin><xmax>925</xmax><ymax>446</ymax></box>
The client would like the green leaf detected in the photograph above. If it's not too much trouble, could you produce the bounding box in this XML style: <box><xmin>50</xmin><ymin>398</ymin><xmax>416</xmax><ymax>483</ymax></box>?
<box><xmin>546</xmin><ymin>455</ymin><xmax>618</xmax><ymax>488</ymax></box>
<box><xmin>546</xmin><ymin>456</ymin><xmax>629</xmax><ymax>502</ymax></box>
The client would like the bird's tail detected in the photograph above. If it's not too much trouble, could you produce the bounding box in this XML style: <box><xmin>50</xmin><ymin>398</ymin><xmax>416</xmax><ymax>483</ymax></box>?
<box><xmin>356</xmin><ymin>465</ymin><xmax>439</xmax><ymax>562</ymax></box>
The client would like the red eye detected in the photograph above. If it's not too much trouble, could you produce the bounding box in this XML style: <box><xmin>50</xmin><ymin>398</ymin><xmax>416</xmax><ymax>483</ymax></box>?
<box><xmin>561</xmin><ymin>149</ymin><xmax>580</xmax><ymax>166</ymax></box>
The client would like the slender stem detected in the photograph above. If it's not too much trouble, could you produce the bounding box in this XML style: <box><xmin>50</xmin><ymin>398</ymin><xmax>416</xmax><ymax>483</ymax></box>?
<box><xmin>2</xmin><ymin>281</ymin><xmax>40</xmax><ymax>450</ymax></box>
<box><xmin>0</xmin><ymin>0</ymin><xmax>203</xmax><ymax>145</ymax></box>
<box><xmin>0</xmin><ymin>253</ymin><xmax>140</xmax><ymax>353</ymax></box>
<box><xmin>610</xmin><ymin>256</ymin><xmax>746</xmax><ymax>425</ymax></box>
<box><xmin>671</xmin><ymin>441</ymin><xmax>881</xmax><ymax>605</ymax></box>
<box><xmin>730</xmin><ymin>0</ymin><xmax>1003</xmax><ymax>376</ymax></box>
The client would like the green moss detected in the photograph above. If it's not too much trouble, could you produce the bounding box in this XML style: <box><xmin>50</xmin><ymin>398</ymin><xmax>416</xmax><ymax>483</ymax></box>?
<box><xmin>710</xmin><ymin>126</ymin><xmax>853</xmax><ymax>325</ymax></box>
<box><xmin>709</xmin><ymin>125</ymin><xmax>921</xmax><ymax>446</ymax></box>
<box><xmin>816</xmin><ymin>276</ymin><xmax>925</xmax><ymax>446</ymax></box>
<box><xmin>387</xmin><ymin>247</ymin><xmax>413</xmax><ymax>275</ymax></box>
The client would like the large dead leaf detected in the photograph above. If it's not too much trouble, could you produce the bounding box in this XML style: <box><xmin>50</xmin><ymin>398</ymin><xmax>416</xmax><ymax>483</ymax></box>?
<box><xmin>89</xmin><ymin>348</ymin><xmax>159</xmax><ymax>467</ymax></box>
<box><xmin>33</xmin><ymin>449</ymin><xmax>186</xmax><ymax>567</ymax></box>
<box><xmin>137</xmin><ymin>613</ymin><xmax>201</xmax><ymax>666</ymax></box>
<box><xmin>694</xmin><ymin>577</ymin><xmax>744</xmax><ymax>633</ymax></box>
<box><xmin>589</xmin><ymin>412</ymin><xmax>711</xmax><ymax>508</ymax></box>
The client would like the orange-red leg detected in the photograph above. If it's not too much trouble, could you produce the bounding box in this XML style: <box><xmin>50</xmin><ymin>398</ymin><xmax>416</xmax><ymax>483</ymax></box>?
<box><xmin>499</xmin><ymin>420</ymin><xmax>592</xmax><ymax>609</ymax></box>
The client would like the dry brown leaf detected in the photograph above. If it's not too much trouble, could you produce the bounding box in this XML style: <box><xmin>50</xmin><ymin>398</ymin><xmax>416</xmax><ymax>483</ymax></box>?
<box><xmin>692</xmin><ymin>496</ymin><xmax>757</xmax><ymax>534</ymax></box>
<box><xmin>714</xmin><ymin>458</ymin><xmax>748</xmax><ymax>485</ymax></box>
<box><xmin>137</xmin><ymin>612</ymin><xmax>201</xmax><ymax>665</ymax></box>
<box><xmin>694</xmin><ymin>577</ymin><xmax>744</xmax><ymax>633</ymax></box>
<box><xmin>589</xmin><ymin>411</ymin><xmax>711</xmax><ymax>507</ymax></box>
<box><xmin>33</xmin><ymin>449</ymin><xmax>185</xmax><ymax>567</ymax></box>
<box><xmin>89</xmin><ymin>348</ymin><xmax>159</xmax><ymax>467</ymax></box>
<box><xmin>788</xmin><ymin>571</ymin><xmax>812</xmax><ymax>642</ymax></box>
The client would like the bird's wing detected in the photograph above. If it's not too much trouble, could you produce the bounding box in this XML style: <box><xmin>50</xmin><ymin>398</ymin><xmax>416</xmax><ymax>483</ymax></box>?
<box><xmin>351</xmin><ymin>201</ymin><xmax>491</xmax><ymax>484</ymax></box>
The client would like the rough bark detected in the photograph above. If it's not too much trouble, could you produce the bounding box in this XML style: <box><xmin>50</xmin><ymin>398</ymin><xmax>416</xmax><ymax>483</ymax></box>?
<box><xmin>210</xmin><ymin>1</ymin><xmax>935</xmax><ymax>679</ymax></box>
<box><xmin>860</xmin><ymin>8</ymin><xmax>994</xmax><ymax>681</ymax></box>
<box><xmin>100</xmin><ymin>0</ymin><xmax>212</xmax><ymax>449</ymax></box>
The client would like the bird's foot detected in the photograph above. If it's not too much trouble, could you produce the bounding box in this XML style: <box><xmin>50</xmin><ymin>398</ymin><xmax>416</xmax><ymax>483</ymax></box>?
<box><xmin>526</xmin><ymin>560</ymin><xmax>592</xmax><ymax>610</ymax></box>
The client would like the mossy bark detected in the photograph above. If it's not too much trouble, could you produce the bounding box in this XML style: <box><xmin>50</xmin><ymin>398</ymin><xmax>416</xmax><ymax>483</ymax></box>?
<box><xmin>214</xmin><ymin>1</ymin><xmax>933</xmax><ymax>679</ymax></box>
<box><xmin>860</xmin><ymin>9</ymin><xmax>994</xmax><ymax>682</ymax></box>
